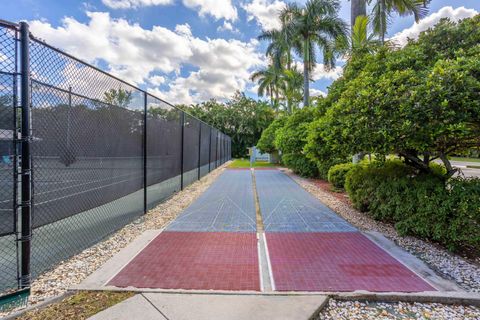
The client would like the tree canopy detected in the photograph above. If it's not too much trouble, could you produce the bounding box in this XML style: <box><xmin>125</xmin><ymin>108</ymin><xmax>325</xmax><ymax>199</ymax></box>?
<box><xmin>307</xmin><ymin>16</ymin><xmax>480</xmax><ymax>177</ymax></box>
<box><xmin>179</xmin><ymin>92</ymin><xmax>275</xmax><ymax>158</ymax></box>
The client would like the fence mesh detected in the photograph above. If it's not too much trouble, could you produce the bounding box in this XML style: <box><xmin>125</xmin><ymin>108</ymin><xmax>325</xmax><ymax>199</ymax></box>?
<box><xmin>0</xmin><ymin>24</ymin><xmax>19</xmax><ymax>293</ymax></box>
<box><xmin>0</xmin><ymin>21</ymin><xmax>231</xmax><ymax>295</ymax></box>
<box><xmin>29</xmin><ymin>37</ymin><xmax>145</xmax><ymax>278</ymax></box>
<box><xmin>199</xmin><ymin>123</ymin><xmax>210</xmax><ymax>178</ymax></box>
<box><xmin>146</xmin><ymin>94</ymin><xmax>182</xmax><ymax>209</ymax></box>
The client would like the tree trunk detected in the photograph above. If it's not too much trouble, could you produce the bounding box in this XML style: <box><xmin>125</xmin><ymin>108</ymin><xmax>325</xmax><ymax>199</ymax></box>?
<box><xmin>351</xmin><ymin>0</ymin><xmax>367</xmax><ymax>31</ymax></box>
<box><xmin>287</xmin><ymin>51</ymin><xmax>292</xmax><ymax>71</ymax></box>
<box><xmin>303</xmin><ymin>39</ymin><xmax>310</xmax><ymax>107</ymax></box>
<box><xmin>379</xmin><ymin>0</ymin><xmax>386</xmax><ymax>44</ymax></box>
<box><xmin>270</xmin><ymin>88</ymin><xmax>274</xmax><ymax>108</ymax></box>
<box><xmin>439</xmin><ymin>153</ymin><xmax>458</xmax><ymax>178</ymax></box>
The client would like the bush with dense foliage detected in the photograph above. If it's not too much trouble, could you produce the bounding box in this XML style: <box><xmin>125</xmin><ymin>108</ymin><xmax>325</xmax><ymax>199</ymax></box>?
<box><xmin>179</xmin><ymin>92</ymin><xmax>275</xmax><ymax>158</ymax></box>
<box><xmin>274</xmin><ymin>107</ymin><xmax>318</xmax><ymax>177</ymax></box>
<box><xmin>327</xmin><ymin>163</ymin><xmax>355</xmax><ymax>189</ymax></box>
<box><xmin>305</xmin><ymin>98</ymin><xmax>350</xmax><ymax>179</ymax></box>
<box><xmin>257</xmin><ymin>116</ymin><xmax>287</xmax><ymax>154</ymax></box>
<box><xmin>307</xmin><ymin>16</ymin><xmax>480</xmax><ymax>178</ymax></box>
<box><xmin>345</xmin><ymin>160</ymin><xmax>480</xmax><ymax>251</ymax></box>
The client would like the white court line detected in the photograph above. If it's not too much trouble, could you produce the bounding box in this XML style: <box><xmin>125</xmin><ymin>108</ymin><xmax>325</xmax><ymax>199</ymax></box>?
<box><xmin>257</xmin><ymin>238</ymin><xmax>264</xmax><ymax>292</ymax></box>
<box><xmin>263</xmin><ymin>233</ymin><xmax>276</xmax><ymax>291</ymax></box>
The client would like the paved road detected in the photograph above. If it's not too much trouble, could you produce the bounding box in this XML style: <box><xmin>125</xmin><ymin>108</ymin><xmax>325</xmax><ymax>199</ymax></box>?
<box><xmin>450</xmin><ymin>160</ymin><xmax>480</xmax><ymax>178</ymax></box>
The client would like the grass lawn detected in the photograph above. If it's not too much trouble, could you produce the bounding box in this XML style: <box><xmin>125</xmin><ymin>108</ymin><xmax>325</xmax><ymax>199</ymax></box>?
<box><xmin>228</xmin><ymin>158</ymin><xmax>279</xmax><ymax>168</ymax></box>
<box><xmin>450</xmin><ymin>156</ymin><xmax>480</xmax><ymax>163</ymax></box>
<box><xmin>16</xmin><ymin>291</ymin><xmax>134</xmax><ymax>320</ymax></box>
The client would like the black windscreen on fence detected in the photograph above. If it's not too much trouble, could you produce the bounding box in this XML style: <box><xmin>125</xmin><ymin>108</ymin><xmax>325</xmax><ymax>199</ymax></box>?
<box><xmin>146</xmin><ymin>95</ymin><xmax>182</xmax><ymax>209</ymax></box>
<box><xmin>0</xmin><ymin>21</ymin><xmax>231</xmax><ymax>294</ymax></box>
<box><xmin>0</xmin><ymin>23</ymin><xmax>19</xmax><ymax>293</ymax></box>
<box><xmin>210</xmin><ymin>128</ymin><xmax>217</xmax><ymax>170</ymax></box>
<box><xmin>199</xmin><ymin>122</ymin><xmax>210</xmax><ymax>178</ymax></box>
<box><xmin>29</xmin><ymin>36</ymin><xmax>146</xmax><ymax>278</ymax></box>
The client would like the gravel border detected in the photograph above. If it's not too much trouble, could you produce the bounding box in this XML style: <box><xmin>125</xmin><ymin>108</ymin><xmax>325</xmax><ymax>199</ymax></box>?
<box><xmin>317</xmin><ymin>298</ymin><xmax>480</xmax><ymax>319</ymax></box>
<box><xmin>285</xmin><ymin>170</ymin><xmax>480</xmax><ymax>293</ymax></box>
<box><xmin>0</xmin><ymin>164</ymin><xmax>229</xmax><ymax>318</ymax></box>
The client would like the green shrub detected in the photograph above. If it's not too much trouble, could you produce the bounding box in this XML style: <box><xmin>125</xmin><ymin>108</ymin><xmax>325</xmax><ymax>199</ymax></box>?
<box><xmin>282</xmin><ymin>153</ymin><xmax>318</xmax><ymax>178</ymax></box>
<box><xmin>345</xmin><ymin>160</ymin><xmax>410</xmax><ymax>212</ymax></box>
<box><xmin>257</xmin><ymin>117</ymin><xmax>287</xmax><ymax>154</ymax></box>
<box><xmin>275</xmin><ymin>108</ymin><xmax>318</xmax><ymax>178</ymax></box>
<box><xmin>328</xmin><ymin>163</ymin><xmax>355</xmax><ymax>189</ymax></box>
<box><xmin>316</xmin><ymin>158</ymin><xmax>348</xmax><ymax>180</ymax></box>
<box><xmin>345</xmin><ymin>160</ymin><xmax>480</xmax><ymax>251</ymax></box>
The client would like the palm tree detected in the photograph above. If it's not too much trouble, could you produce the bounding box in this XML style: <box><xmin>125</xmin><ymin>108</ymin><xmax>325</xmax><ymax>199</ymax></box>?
<box><xmin>258</xmin><ymin>29</ymin><xmax>295</xmax><ymax>71</ymax></box>
<box><xmin>250</xmin><ymin>64</ymin><xmax>284</xmax><ymax>109</ymax></box>
<box><xmin>350</xmin><ymin>1</ymin><xmax>430</xmax><ymax>44</ymax></box>
<box><xmin>281</xmin><ymin>0</ymin><xmax>348</xmax><ymax>107</ymax></box>
<box><xmin>351</xmin><ymin>0</ymin><xmax>367</xmax><ymax>32</ymax></box>
<box><xmin>280</xmin><ymin>68</ymin><xmax>304</xmax><ymax>113</ymax></box>
<box><xmin>372</xmin><ymin>0</ymin><xmax>429</xmax><ymax>43</ymax></box>
<box><xmin>350</xmin><ymin>15</ymin><xmax>381</xmax><ymax>55</ymax></box>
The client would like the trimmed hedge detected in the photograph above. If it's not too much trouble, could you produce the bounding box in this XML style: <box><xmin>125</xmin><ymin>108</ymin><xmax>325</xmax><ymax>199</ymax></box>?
<box><xmin>282</xmin><ymin>153</ymin><xmax>318</xmax><ymax>178</ymax></box>
<box><xmin>328</xmin><ymin>163</ymin><xmax>355</xmax><ymax>189</ymax></box>
<box><xmin>345</xmin><ymin>160</ymin><xmax>480</xmax><ymax>251</ymax></box>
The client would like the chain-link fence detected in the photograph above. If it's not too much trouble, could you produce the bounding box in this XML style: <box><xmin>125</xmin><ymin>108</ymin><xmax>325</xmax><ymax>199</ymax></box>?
<box><xmin>0</xmin><ymin>20</ymin><xmax>231</xmax><ymax>297</ymax></box>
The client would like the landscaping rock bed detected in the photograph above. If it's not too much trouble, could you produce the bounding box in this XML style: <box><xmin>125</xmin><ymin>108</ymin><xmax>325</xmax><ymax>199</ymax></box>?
<box><xmin>317</xmin><ymin>299</ymin><xmax>480</xmax><ymax>319</ymax></box>
<box><xmin>0</xmin><ymin>164</ymin><xmax>229</xmax><ymax>318</ymax></box>
<box><xmin>286</xmin><ymin>170</ymin><xmax>480</xmax><ymax>293</ymax></box>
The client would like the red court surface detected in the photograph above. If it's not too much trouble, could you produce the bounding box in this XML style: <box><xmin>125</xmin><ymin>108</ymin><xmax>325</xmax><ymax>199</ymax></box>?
<box><xmin>109</xmin><ymin>232</ymin><xmax>260</xmax><ymax>291</ymax></box>
<box><xmin>266</xmin><ymin>232</ymin><xmax>435</xmax><ymax>292</ymax></box>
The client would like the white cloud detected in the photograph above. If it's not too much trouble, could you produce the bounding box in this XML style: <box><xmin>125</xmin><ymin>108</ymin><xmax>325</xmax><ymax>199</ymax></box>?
<box><xmin>148</xmin><ymin>75</ymin><xmax>166</xmax><ymax>86</ymax></box>
<box><xmin>217</xmin><ymin>21</ymin><xmax>240</xmax><ymax>33</ymax></box>
<box><xmin>182</xmin><ymin>0</ymin><xmax>238</xmax><ymax>21</ymax></box>
<box><xmin>391</xmin><ymin>6</ymin><xmax>478</xmax><ymax>47</ymax></box>
<box><xmin>295</xmin><ymin>62</ymin><xmax>343</xmax><ymax>81</ymax></box>
<box><xmin>155</xmin><ymin>37</ymin><xmax>262</xmax><ymax>104</ymax></box>
<box><xmin>242</xmin><ymin>0</ymin><xmax>286</xmax><ymax>31</ymax></box>
<box><xmin>29</xmin><ymin>12</ymin><xmax>262</xmax><ymax>105</ymax></box>
<box><xmin>175</xmin><ymin>23</ymin><xmax>193</xmax><ymax>37</ymax></box>
<box><xmin>102</xmin><ymin>0</ymin><xmax>173</xmax><ymax>9</ymax></box>
<box><xmin>310</xmin><ymin>88</ymin><xmax>327</xmax><ymax>97</ymax></box>
<box><xmin>311</xmin><ymin>64</ymin><xmax>343</xmax><ymax>81</ymax></box>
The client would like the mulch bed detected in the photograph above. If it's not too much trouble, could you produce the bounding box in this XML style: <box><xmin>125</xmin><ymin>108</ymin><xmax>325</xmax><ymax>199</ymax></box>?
<box><xmin>308</xmin><ymin>179</ymin><xmax>351</xmax><ymax>206</ymax></box>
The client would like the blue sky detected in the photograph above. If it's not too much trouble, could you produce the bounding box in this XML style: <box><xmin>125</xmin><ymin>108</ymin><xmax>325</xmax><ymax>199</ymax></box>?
<box><xmin>1</xmin><ymin>0</ymin><xmax>479</xmax><ymax>104</ymax></box>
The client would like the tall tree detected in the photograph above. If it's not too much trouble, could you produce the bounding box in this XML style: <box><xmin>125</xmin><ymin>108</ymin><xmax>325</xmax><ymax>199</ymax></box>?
<box><xmin>250</xmin><ymin>64</ymin><xmax>284</xmax><ymax>109</ymax></box>
<box><xmin>280</xmin><ymin>68</ymin><xmax>304</xmax><ymax>113</ymax></box>
<box><xmin>103</xmin><ymin>88</ymin><xmax>133</xmax><ymax>108</ymax></box>
<box><xmin>281</xmin><ymin>0</ymin><xmax>347</xmax><ymax>107</ymax></box>
<box><xmin>350</xmin><ymin>15</ymin><xmax>381</xmax><ymax>56</ymax></box>
<box><xmin>370</xmin><ymin>0</ymin><xmax>429</xmax><ymax>43</ymax></box>
<box><xmin>351</xmin><ymin>0</ymin><xmax>367</xmax><ymax>32</ymax></box>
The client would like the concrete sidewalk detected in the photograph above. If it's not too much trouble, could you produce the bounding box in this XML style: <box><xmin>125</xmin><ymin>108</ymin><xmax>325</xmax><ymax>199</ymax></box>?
<box><xmin>88</xmin><ymin>293</ymin><xmax>327</xmax><ymax>320</ymax></box>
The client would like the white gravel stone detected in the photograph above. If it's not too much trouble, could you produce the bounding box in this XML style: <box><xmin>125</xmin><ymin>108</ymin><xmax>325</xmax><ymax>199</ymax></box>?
<box><xmin>318</xmin><ymin>299</ymin><xmax>480</xmax><ymax>319</ymax></box>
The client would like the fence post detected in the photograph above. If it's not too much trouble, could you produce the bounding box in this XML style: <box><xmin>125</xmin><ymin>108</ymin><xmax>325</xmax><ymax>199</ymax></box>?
<box><xmin>180</xmin><ymin>112</ymin><xmax>185</xmax><ymax>190</ymax></box>
<box><xmin>215</xmin><ymin>132</ymin><xmax>218</xmax><ymax>168</ymax></box>
<box><xmin>19</xmin><ymin>21</ymin><xmax>32</xmax><ymax>289</ymax></box>
<box><xmin>208</xmin><ymin>127</ymin><xmax>211</xmax><ymax>173</ymax></box>
<box><xmin>197</xmin><ymin>123</ymin><xmax>201</xmax><ymax>180</ymax></box>
<box><xmin>143</xmin><ymin>92</ymin><xmax>147</xmax><ymax>214</ymax></box>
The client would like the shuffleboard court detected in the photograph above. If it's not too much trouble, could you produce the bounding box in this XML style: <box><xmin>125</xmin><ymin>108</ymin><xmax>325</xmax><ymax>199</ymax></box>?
<box><xmin>108</xmin><ymin>232</ymin><xmax>260</xmax><ymax>291</ymax></box>
<box><xmin>166</xmin><ymin>170</ymin><xmax>256</xmax><ymax>232</ymax></box>
<box><xmin>255</xmin><ymin>170</ymin><xmax>355</xmax><ymax>232</ymax></box>
<box><xmin>265</xmin><ymin>232</ymin><xmax>435</xmax><ymax>292</ymax></box>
